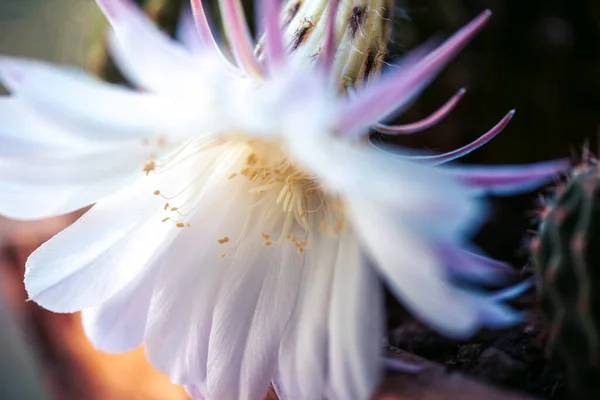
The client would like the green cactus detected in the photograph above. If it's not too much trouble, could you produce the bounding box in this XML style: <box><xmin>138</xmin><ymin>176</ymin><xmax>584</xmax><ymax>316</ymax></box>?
<box><xmin>84</xmin><ymin>0</ymin><xmax>186</xmax><ymax>82</ymax></box>
<box><xmin>531</xmin><ymin>157</ymin><xmax>600</xmax><ymax>399</ymax></box>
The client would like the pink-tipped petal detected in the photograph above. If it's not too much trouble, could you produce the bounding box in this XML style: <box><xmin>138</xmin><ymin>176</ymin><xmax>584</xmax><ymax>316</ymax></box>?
<box><xmin>372</xmin><ymin>88</ymin><xmax>467</xmax><ymax>135</ymax></box>
<box><xmin>450</xmin><ymin>159</ymin><xmax>570</xmax><ymax>195</ymax></box>
<box><xmin>219</xmin><ymin>0</ymin><xmax>264</xmax><ymax>77</ymax></box>
<box><xmin>260</xmin><ymin>0</ymin><xmax>286</xmax><ymax>69</ymax></box>
<box><xmin>321</xmin><ymin>0</ymin><xmax>340</xmax><ymax>76</ymax></box>
<box><xmin>337</xmin><ymin>10</ymin><xmax>492</xmax><ymax>136</ymax></box>
<box><xmin>409</xmin><ymin>110</ymin><xmax>514</xmax><ymax>165</ymax></box>
<box><xmin>189</xmin><ymin>0</ymin><xmax>220</xmax><ymax>51</ymax></box>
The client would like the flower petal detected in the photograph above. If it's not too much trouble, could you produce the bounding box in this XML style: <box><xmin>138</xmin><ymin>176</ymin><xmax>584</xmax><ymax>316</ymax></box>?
<box><xmin>0</xmin><ymin>57</ymin><xmax>207</xmax><ymax>139</ymax></box>
<box><xmin>274</xmin><ymin>233</ymin><xmax>339</xmax><ymax>399</ymax></box>
<box><xmin>326</xmin><ymin>232</ymin><xmax>383</xmax><ymax>399</ymax></box>
<box><xmin>23</xmin><ymin>175</ymin><xmax>177</xmax><ymax>312</ymax></box>
<box><xmin>348</xmin><ymin>195</ymin><xmax>519</xmax><ymax>338</ymax></box>
<box><xmin>143</xmin><ymin>153</ymin><xmax>251</xmax><ymax>387</ymax></box>
<box><xmin>97</xmin><ymin>0</ymin><xmax>205</xmax><ymax>92</ymax></box>
<box><xmin>337</xmin><ymin>10</ymin><xmax>492</xmax><ymax>136</ymax></box>
<box><xmin>218</xmin><ymin>0</ymin><xmax>264</xmax><ymax>77</ymax></box>
<box><xmin>449</xmin><ymin>159</ymin><xmax>569</xmax><ymax>195</ymax></box>
<box><xmin>81</xmin><ymin>257</ymin><xmax>161</xmax><ymax>353</ymax></box>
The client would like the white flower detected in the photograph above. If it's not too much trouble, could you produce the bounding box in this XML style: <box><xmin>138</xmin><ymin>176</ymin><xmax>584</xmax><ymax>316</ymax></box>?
<box><xmin>0</xmin><ymin>0</ymin><xmax>566</xmax><ymax>399</ymax></box>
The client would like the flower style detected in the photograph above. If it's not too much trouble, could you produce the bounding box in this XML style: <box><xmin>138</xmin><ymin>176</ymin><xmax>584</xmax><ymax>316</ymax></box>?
<box><xmin>0</xmin><ymin>0</ymin><xmax>565</xmax><ymax>399</ymax></box>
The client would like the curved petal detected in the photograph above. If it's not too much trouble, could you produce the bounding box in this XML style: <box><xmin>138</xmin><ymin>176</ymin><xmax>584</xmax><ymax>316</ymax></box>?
<box><xmin>449</xmin><ymin>159</ymin><xmax>570</xmax><ymax>195</ymax></box>
<box><xmin>326</xmin><ymin>233</ymin><xmax>383</xmax><ymax>399</ymax></box>
<box><xmin>97</xmin><ymin>0</ymin><xmax>202</xmax><ymax>92</ymax></box>
<box><xmin>143</xmin><ymin>151</ymin><xmax>251</xmax><ymax>387</ymax></box>
<box><xmin>337</xmin><ymin>10</ymin><xmax>492</xmax><ymax>136</ymax></box>
<box><xmin>348</xmin><ymin>195</ymin><xmax>519</xmax><ymax>338</ymax></box>
<box><xmin>372</xmin><ymin>88</ymin><xmax>466</xmax><ymax>135</ymax></box>
<box><xmin>407</xmin><ymin>110</ymin><xmax>514</xmax><ymax>165</ymax></box>
<box><xmin>81</xmin><ymin>257</ymin><xmax>161</xmax><ymax>353</ymax></box>
<box><xmin>274</xmin><ymin>233</ymin><xmax>339</xmax><ymax>399</ymax></box>
<box><xmin>23</xmin><ymin>174</ymin><xmax>178</xmax><ymax>312</ymax></box>
<box><xmin>0</xmin><ymin>98</ymin><xmax>154</xmax><ymax>220</ymax></box>
<box><xmin>286</xmin><ymin>133</ymin><xmax>484</xmax><ymax>238</ymax></box>
<box><xmin>0</xmin><ymin>57</ymin><xmax>208</xmax><ymax>139</ymax></box>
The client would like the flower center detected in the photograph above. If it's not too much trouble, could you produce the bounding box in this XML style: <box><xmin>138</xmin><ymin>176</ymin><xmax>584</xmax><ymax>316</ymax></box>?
<box><xmin>146</xmin><ymin>137</ymin><xmax>345</xmax><ymax>256</ymax></box>
<box><xmin>228</xmin><ymin>139</ymin><xmax>345</xmax><ymax>254</ymax></box>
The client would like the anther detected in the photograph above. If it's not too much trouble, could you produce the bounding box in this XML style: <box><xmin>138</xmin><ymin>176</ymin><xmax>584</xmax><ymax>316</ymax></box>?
<box><xmin>143</xmin><ymin>161</ymin><xmax>156</xmax><ymax>176</ymax></box>
<box><xmin>218</xmin><ymin>236</ymin><xmax>230</xmax><ymax>244</ymax></box>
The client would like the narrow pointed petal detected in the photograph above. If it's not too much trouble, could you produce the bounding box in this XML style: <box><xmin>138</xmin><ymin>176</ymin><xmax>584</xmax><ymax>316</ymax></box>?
<box><xmin>326</xmin><ymin>233</ymin><xmax>383</xmax><ymax>399</ymax></box>
<box><xmin>450</xmin><ymin>159</ymin><xmax>570</xmax><ymax>195</ymax></box>
<box><xmin>408</xmin><ymin>110</ymin><xmax>514</xmax><ymax>165</ymax></box>
<box><xmin>321</xmin><ymin>0</ymin><xmax>340</xmax><ymax>76</ymax></box>
<box><xmin>188</xmin><ymin>0</ymin><xmax>221</xmax><ymax>53</ymax></box>
<box><xmin>337</xmin><ymin>10</ymin><xmax>492</xmax><ymax>136</ymax></box>
<box><xmin>372</xmin><ymin>88</ymin><xmax>466</xmax><ymax>135</ymax></box>
<box><xmin>219</xmin><ymin>0</ymin><xmax>264</xmax><ymax>77</ymax></box>
<box><xmin>489</xmin><ymin>277</ymin><xmax>535</xmax><ymax>302</ymax></box>
<box><xmin>260</xmin><ymin>0</ymin><xmax>286</xmax><ymax>69</ymax></box>
<box><xmin>442</xmin><ymin>246</ymin><xmax>513</xmax><ymax>284</ymax></box>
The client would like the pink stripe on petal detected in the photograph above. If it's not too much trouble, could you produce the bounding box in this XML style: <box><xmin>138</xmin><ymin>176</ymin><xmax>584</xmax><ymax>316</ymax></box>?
<box><xmin>372</xmin><ymin>88</ymin><xmax>466</xmax><ymax>135</ymax></box>
<box><xmin>321</xmin><ymin>0</ymin><xmax>340</xmax><ymax>76</ymax></box>
<box><xmin>189</xmin><ymin>0</ymin><xmax>222</xmax><ymax>54</ymax></box>
<box><xmin>337</xmin><ymin>10</ymin><xmax>492</xmax><ymax>136</ymax></box>
<box><xmin>260</xmin><ymin>0</ymin><xmax>286</xmax><ymax>69</ymax></box>
<box><xmin>450</xmin><ymin>159</ymin><xmax>570</xmax><ymax>195</ymax></box>
<box><xmin>219</xmin><ymin>0</ymin><xmax>264</xmax><ymax>77</ymax></box>
<box><xmin>409</xmin><ymin>110</ymin><xmax>514</xmax><ymax>165</ymax></box>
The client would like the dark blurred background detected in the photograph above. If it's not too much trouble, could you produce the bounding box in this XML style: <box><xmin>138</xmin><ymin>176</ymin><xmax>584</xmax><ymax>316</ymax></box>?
<box><xmin>0</xmin><ymin>0</ymin><xmax>599</xmax><ymax>399</ymax></box>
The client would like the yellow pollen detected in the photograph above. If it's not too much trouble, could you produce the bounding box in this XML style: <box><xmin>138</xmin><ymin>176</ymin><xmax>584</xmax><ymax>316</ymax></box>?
<box><xmin>161</xmin><ymin>217</ymin><xmax>169</xmax><ymax>222</ymax></box>
<box><xmin>176</xmin><ymin>222</ymin><xmax>185</xmax><ymax>228</ymax></box>
<box><xmin>219</xmin><ymin>253</ymin><xmax>226</xmax><ymax>258</ymax></box>
<box><xmin>228</xmin><ymin>173</ymin><xmax>238</xmax><ymax>180</ymax></box>
<box><xmin>164</xmin><ymin>202</ymin><xmax>170</xmax><ymax>210</ymax></box>
<box><xmin>246</xmin><ymin>153</ymin><xmax>258</xmax><ymax>165</ymax></box>
<box><xmin>153</xmin><ymin>190</ymin><xmax>161</xmax><ymax>195</ymax></box>
<box><xmin>143</xmin><ymin>161</ymin><xmax>156</xmax><ymax>176</ymax></box>
<box><xmin>218</xmin><ymin>236</ymin><xmax>229</xmax><ymax>244</ymax></box>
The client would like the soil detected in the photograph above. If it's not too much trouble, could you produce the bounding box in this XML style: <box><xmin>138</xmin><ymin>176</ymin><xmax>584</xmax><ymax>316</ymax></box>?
<box><xmin>384</xmin><ymin>285</ymin><xmax>568</xmax><ymax>400</ymax></box>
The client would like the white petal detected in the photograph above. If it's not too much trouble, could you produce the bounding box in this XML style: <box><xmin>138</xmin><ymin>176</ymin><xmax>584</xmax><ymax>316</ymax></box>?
<box><xmin>98</xmin><ymin>0</ymin><xmax>203</xmax><ymax>93</ymax></box>
<box><xmin>285</xmin><ymin>132</ymin><xmax>484</xmax><ymax>239</ymax></box>
<box><xmin>143</xmin><ymin>152</ymin><xmax>250</xmax><ymax>386</ymax></box>
<box><xmin>0</xmin><ymin>56</ymin><xmax>210</xmax><ymax>139</ymax></box>
<box><xmin>81</xmin><ymin>257</ymin><xmax>161</xmax><ymax>353</ymax></box>
<box><xmin>348</xmin><ymin>195</ymin><xmax>483</xmax><ymax>338</ymax></box>
<box><xmin>275</xmin><ymin>233</ymin><xmax>340</xmax><ymax>399</ymax></box>
<box><xmin>326</xmin><ymin>233</ymin><xmax>383</xmax><ymax>399</ymax></box>
<box><xmin>237</xmin><ymin>237</ymin><xmax>305</xmax><ymax>400</ymax></box>
<box><xmin>24</xmin><ymin>174</ymin><xmax>178</xmax><ymax>312</ymax></box>
<box><xmin>204</xmin><ymin>233</ymin><xmax>277</xmax><ymax>399</ymax></box>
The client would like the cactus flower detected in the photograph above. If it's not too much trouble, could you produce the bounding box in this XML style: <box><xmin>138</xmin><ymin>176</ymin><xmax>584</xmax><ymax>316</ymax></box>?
<box><xmin>0</xmin><ymin>0</ymin><xmax>566</xmax><ymax>399</ymax></box>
